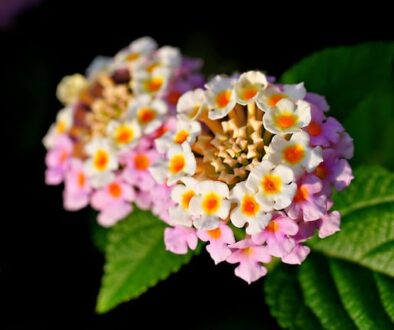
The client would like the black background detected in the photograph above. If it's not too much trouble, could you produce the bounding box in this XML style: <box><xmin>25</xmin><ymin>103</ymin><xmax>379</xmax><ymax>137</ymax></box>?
<box><xmin>1</xmin><ymin>1</ymin><xmax>393</xmax><ymax>329</ymax></box>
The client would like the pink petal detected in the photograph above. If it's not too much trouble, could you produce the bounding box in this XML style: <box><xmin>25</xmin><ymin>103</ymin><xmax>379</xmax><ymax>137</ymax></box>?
<box><xmin>318</xmin><ymin>211</ymin><xmax>341</xmax><ymax>238</ymax></box>
<box><xmin>234</xmin><ymin>262</ymin><xmax>267</xmax><ymax>284</ymax></box>
<box><xmin>282</xmin><ymin>244</ymin><xmax>310</xmax><ymax>265</ymax></box>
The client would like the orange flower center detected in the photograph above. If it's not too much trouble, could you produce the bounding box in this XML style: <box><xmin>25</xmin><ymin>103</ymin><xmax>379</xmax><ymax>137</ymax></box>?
<box><xmin>243</xmin><ymin>87</ymin><xmax>258</xmax><ymax>100</ymax></box>
<box><xmin>294</xmin><ymin>185</ymin><xmax>309</xmax><ymax>203</ymax></box>
<box><xmin>276</xmin><ymin>113</ymin><xmax>297</xmax><ymax>129</ymax></box>
<box><xmin>169</xmin><ymin>155</ymin><xmax>185</xmax><ymax>174</ymax></box>
<box><xmin>116</xmin><ymin>126</ymin><xmax>134</xmax><ymax>144</ymax></box>
<box><xmin>126</xmin><ymin>53</ymin><xmax>140</xmax><ymax>62</ymax></box>
<box><xmin>77</xmin><ymin>172</ymin><xmax>86</xmax><ymax>187</ymax></box>
<box><xmin>173</xmin><ymin>130</ymin><xmax>189</xmax><ymax>144</ymax></box>
<box><xmin>242</xmin><ymin>247</ymin><xmax>254</xmax><ymax>256</ymax></box>
<box><xmin>266</xmin><ymin>221</ymin><xmax>280</xmax><ymax>233</ymax></box>
<box><xmin>216</xmin><ymin>90</ymin><xmax>232</xmax><ymax>108</ymax></box>
<box><xmin>306</xmin><ymin>121</ymin><xmax>322</xmax><ymax>136</ymax></box>
<box><xmin>261</xmin><ymin>175</ymin><xmax>282</xmax><ymax>194</ymax></box>
<box><xmin>202</xmin><ymin>192</ymin><xmax>221</xmax><ymax>215</ymax></box>
<box><xmin>138</xmin><ymin>107</ymin><xmax>157</xmax><ymax>124</ymax></box>
<box><xmin>207</xmin><ymin>227</ymin><xmax>222</xmax><ymax>240</ymax></box>
<box><xmin>134</xmin><ymin>154</ymin><xmax>150</xmax><ymax>170</ymax></box>
<box><xmin>283</xmin><ymin>144</ymin><xmax>305</xmax><ymax>164</ymax></box>
<box><xmin>93</xmin><ymin>150</ymin><xmax>109</xmax><ymax>171</ymax></box>
<box><xmin>145</xmin><ymin>76</ymin><xmax>163</xmax><ymax>92</ymax></box>
<box><xmin>56</xmin><ymin>120</ymin><xmax>66</xmax><ymax>133</ymax></box>
<box><xmin>59</xmin><ymin>150</ymin><xmax>69</xmax><ymax>163</ymax></box>
<box><xmin>241</xmin><ymin>195</ymin><xmax>260</xmax><ymax>217</ymax></box>
<box><xmin>268</xmin><ymin>93</ymin><xmax>286</xmax><ymax>107</ymax></box>
<box><xmin>108</xmin><ymin>182</ymin><xmax>122</xmax><ymax>198</ymax></box>
<box><xmin>181</xmin><ymin>190</ymin><xmax>195</xmax><ymax>209</ymax></box>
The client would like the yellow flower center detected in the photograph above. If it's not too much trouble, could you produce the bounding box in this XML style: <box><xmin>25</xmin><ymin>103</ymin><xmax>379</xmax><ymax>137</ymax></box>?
<box><xmin>173</xmin><ymin>129</ymin><xmax>190</xmax><ymax>144</ymax></box>
<box><xmin>275</xmin><ymin>112</ymin><xmax>297</xmax><ymax>129</ymax></box>
<box><xmin>268</xmin><ymin>93</ymin><xmax>286</xmax><ymax>107</ymax></box>
<box><xmin>207</xmin><ymin>227</ymin><xmax>222</xmax><ymax>239</ymax></box>
<box><xmin>283</xmin><ymin>144</ymin><xmax>305</xmax><ymax>164</ymax></box>
<box><xmin>169</xmin><ymin>154</ymin><xmax>186</xmax><ymax>174</ymax></box>
<box><xmin>216</xmin><ymin>90</ymin><xmax>232</xmax><ymax>108</ymax></box>
<box><xmin>93</xmin><ymin>149</ymin><xmax>109</xmax><ymax>171</ymax></box>
<box><xmin>108</xmin><ymin>182</ymin><xmax>122</xmax><ymax>198</ymax></box>
<box><xmin>134</xmin><ymin>154</ymin><xmax>150</xmax><ymax>170</ymax></box>
<box><xmin>202</xmin><ymin>192</ymin><xmax>221</xmax><ymax>215</ymax></box>
<box><xmin>241</xmin><ymin>194</ymin><xmax>260</xmax><ymax>217</ymax></box>
<box><xmin>115</xmin><ymin>126</ymin><xmax>134</xmax><ymax>145</ymax></box>
<box><xmin>145</xmin><ymin>76</ymin><xmax>164</xmax><ymax>92</ymax></box>
<box><xmin>181</xmin><ymin>190</ymin><xmax>195</xmax><ymax>209</ymax></box>
<box><xmin>242</xmin><ymin>86</ymin><xmax>258</xmax><ymax>101</ymax></box>
<box><xmin>138</xmin><ymin>107</ymin><xmax>157</xmax><ymax>124</ymax></box>
<box><xmin>266</xmin><ymin>221</ymin><xmax>279</xmax><ymax>233</ymax></box>
<box><xmin>261</xmin><ymin>175</ymin><xmax>282</xmax><ymax>194</ymax></box>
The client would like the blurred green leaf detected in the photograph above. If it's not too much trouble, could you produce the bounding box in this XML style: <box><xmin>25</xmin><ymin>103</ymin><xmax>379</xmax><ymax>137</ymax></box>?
<box><xmin>89</xmin><ymin>213</ymin><xmax>109</xmax><ymax>254</ymax></box>
<box><xmin>96</xmin><ymin>208</ymin><xmax>196</xmax><ymax>313</ymax></box>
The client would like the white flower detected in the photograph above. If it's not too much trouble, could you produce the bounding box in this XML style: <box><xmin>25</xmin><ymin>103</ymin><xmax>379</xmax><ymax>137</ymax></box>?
<box><xmin>42</xmin><ymin>106</ymin><xmax>74</xmax><ymax>149</ymax></box>
<box><xmin>189</xmin><ymin>180</ymin><xmax>231</xmax><ymax>229</ymax></box>
<box><xmin>150</xmin><ymin>142</ymin><xmax>196</xmax><ymax>185</ymax></box>
<box><xmin>114</xmin><ymin>36</ymin><xmax>157</xmax><ymax>66</ymax></box>
<box><xmin>168</xmin><ymin>177</ymin><xmax>199</xmax><ymax>227</ymax></box>
<box><xmin>84</xmin><ymin>138</ymin><xmax>118</xmax><ymax>188</ymax></box>
<box><xmin>56</xmin><ymin>74</ymin><xmax>88</xmax><ymax>105</ymax></box>
<box><xmin>177</xmin><ymin>88</ymin><xmax>206</xmax><ymax>121</ymax></box>
<box><xmin>234</xmin><ymin>71</ymin><xmax>268</xmax><ymax>105</ymax></box>
<box><xmin>127</xmin><ymin>95</ymin><xmax>168</xmax><ymax>133</ymax></box>
<box><xmin>107</xmin><ymin>120</ymin><xmax>141</xmax><ymax>150</ymax></box>
<box><xmin>263</xmin><ymin>98</ymin><xmax>311</xmax><ymax>134</ymax></box>
<box><xmin>264</xmin><ymin>132</ymin><xmax>323</xmax><ymax>176</ymax></box>
<box><xmin>86</xmin><ymin>56</ymin><xmax>112</xmax><ymax>79</ymax></box>
<box><xmin>155</xmin><ymin>46</ymin><xmax>181</xmax><ymax>68</ymax></box>
<box><xmin>246</xmin><ymin>160</ymin><xmax>296</xmax><ymax>211</ymax></box>
<box><xmin>204</xmin><ymin>75</ymin><xmax>237</xmax><ymax>119</ymax></box>
<box><xmin>230</xmin><ymin>182</ymin><xmax>272</xmax><ymax>235</ymax></box>
<box><xmin>155</xmin><ymin>118</ymin><xmax>201</xmax><ymax>153</ymax></box>
<box><xmin>256</xmin><ymin>82</ymin><xmax>306</xmax><ymax>111</ymax></box>
<box><xmin>131</xmin><ymin>67</ymin><xmax>171</xmax><ymax>95</ymax></box>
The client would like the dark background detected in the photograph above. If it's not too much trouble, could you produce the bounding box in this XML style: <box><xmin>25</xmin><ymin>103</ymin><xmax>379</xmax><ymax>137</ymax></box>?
<box><xmin>1</xmin><ymin>1</ymin><xmax>393</xmax><ymax>329</ymax></box>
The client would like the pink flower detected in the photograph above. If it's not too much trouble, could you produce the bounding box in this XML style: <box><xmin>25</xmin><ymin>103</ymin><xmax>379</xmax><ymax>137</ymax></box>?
<box><xmin>335</xmin><ymin>132</ymin><xmax>354</xmax><ymax>159</ymax></box>
<box><xmin>282</xmin><ymin>244</ymin><xmax>310</xmax><ymax>265</ymax></box>
<box><xmin>63</xmin><ymin>159</ymin><xmax>91</xmax><ymax>211</ymax></box>
<box><xmin>315</xmin><ymin>149</ymin><xmax>354</xmax><ymax>194</ymax></box>
<box><xmin>45</xmin><ymin>135</ymin><xmax>73</xmax><ymax>185</ymax></box>
<box><xmin>164</xmin><ymin>226</ymin><xmax>198</xmax><ymax>254</ymax></box>
<box><xmin>227</xmin><ymin>239</ymin><xmax>271</xmax><ymax>284</ymax></box>
<box><xmin>304</xmin><ymin>92</ymin><xmax>329</xmax><ymax>112</ymax></box>
<box><xmin>91</xmin><ymin>176</ymin><xmax>135</xmax><ymax>227</ymax></box>
<box><xmin>286</xmin><ymin>174</ymin><xmax>327</xmax><ymax>222</ymax></box>
<box><xmin>150</xmin><ymin>184</ymin><xmax>175</xmax><ymax>222</ymax></box>
<box><xmin>120</xmin><ymin>142</ymin><xmax>158</xmax><ymax>191</ymax></box>
<box><xmin>197</xmin><ymin>222</ymin><xmax>235</xmax><ymax>264</ymax></box>
<box><xmin>304</xmin><ymin>105</ymin><xmax>344</xmax><ymax>147</ymax></box>
<box><xmin>252</xmin><ymin>213</ymin><xmax>298</xmax><ymax>258</ymax></box>
<box><xmin>318</xmin><ymin>210</ymin><xmax>341</xmax><ymax>238</ymax></box>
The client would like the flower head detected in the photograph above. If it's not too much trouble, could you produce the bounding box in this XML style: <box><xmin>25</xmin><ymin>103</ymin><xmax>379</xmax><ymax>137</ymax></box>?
<box><xmin>155</xmin><ymin>70</ymin><xmax>354</xmax><ymax>283</ymax></box>
<box><xmin>44</xmin><ymin>37</ymin><xmax>204</xmax><ymax>227</ymax></box>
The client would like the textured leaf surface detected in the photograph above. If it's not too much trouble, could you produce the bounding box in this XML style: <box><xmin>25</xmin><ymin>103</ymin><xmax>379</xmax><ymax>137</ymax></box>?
<box><xmin>96</xmin><ymin>208</ymin><xmax>195</xmax><ymax>313</ymax></box>
<box><xmin>310</xmin><ymin>166</ymin><xmax>394</xmax><ymax>277</ymax></box>
<box><xmin>266</xmin><ymin>166</ymin><xmax>394</xmax><ymax>329</ymax></box>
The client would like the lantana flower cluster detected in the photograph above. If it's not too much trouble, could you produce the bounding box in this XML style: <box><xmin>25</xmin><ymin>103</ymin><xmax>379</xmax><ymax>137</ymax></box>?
<box><xmin>43</xmin><ymin>37</ymin><xmax>204</xmax><ymax>226</ymax></box>
<box><xmin>151</xmin><ymin>71</ymin><xmax>353</xmax><ymax>283</ymax></box>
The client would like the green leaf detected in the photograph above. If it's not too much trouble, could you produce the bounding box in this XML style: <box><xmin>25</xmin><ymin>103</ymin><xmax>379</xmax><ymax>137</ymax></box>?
<box><xmin>281</xmin><ymin>42</ymin><xmax>394</xmax><ymax>169</ymax></box>
<box><xmin>267</xmin><ymin>257</ymin><xmax>394</xmax><ymax>330</ymax></box>
<box><xmin>374</xmin><ymin>273</ymin><xmax>394</xmax><ymax>322</ymax></box>
<box><xmin>266</xmin><ymin>166</ymin><xmax>394</xmax><ymax>329</ymax></box>
<box><xmin>330</xmin><ymin>259</ymin><xmax>393</xmax><ymax>329</ymax></box>
<box><xmin>281</xmin><ymin>42</ymin><xmax>394</xmax><ymax>120</ymax></box>
<box><xmin>310</xmin><ymin>166</ymin><xmax>394</xmax><ymax>277</ymax></box>
<box><xmin>265</xmin><ymin>265</ymin><xmax>323</xmax><ymax>330</ymax></box>
<box><xmin>96</xmin><ymin>208</ymin><xmax>196</xmax><ymax>313</ymax></box>
<box><xmin>299</xmin><ymin>256</ymin><xmax>357</xmax><ymax>330</ymax></box>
